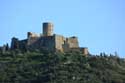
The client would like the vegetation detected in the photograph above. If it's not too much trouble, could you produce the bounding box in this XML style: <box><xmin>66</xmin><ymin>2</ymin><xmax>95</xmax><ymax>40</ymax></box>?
<box><xmin>0</xmin><ymin>50</ymin><xmax>125</xmax><ymax>83</ymax></box>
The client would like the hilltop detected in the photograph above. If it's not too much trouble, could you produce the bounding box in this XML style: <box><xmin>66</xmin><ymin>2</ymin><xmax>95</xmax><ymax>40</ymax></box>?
<box><xmin>0</xmin><ymin>22</ymin><xmax>124</xmax><ymax>83</ymax></box>
<box><xmin>0</xmin><ymin>50</ymin><xmax>125</xmax><ymax>83</ymax></box>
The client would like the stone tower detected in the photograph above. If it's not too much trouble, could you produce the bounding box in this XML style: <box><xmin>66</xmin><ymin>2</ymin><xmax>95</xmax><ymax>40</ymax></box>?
<box><xmin>43</xmin><ymin>22</ymin><xmax>53</xmax><ymax>36</ymax></box>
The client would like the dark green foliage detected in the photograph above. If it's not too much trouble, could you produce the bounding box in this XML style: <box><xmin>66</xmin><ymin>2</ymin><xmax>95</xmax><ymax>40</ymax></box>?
<box><xmin>0</xmin><ymin>50</ymin><xmax>125</xmax><ymax>83</ymax></box>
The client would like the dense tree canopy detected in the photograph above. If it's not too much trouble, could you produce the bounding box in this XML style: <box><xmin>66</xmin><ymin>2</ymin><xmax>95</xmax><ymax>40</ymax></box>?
<box><xmin>0</xmin><ymin>50</ymin><xmax>125</xmax><ymax>83</ymax></box>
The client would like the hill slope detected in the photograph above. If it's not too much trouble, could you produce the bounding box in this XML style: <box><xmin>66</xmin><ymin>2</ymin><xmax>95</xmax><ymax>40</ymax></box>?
<box><xmin>0</xmin><ymin>50</ymin><xmax>125</xmax><ymax>83</ymax></box>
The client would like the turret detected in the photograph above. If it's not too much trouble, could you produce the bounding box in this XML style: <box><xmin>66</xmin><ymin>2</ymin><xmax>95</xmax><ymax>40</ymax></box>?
<box><xmin>43</xmin><ymin>22</ymin><xmax>53</xmax><ymax>36</ymax></box>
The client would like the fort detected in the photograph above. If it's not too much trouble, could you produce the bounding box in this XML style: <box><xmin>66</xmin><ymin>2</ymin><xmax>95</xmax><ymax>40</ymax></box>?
<box><xmin>2</xmin><ymin>22</ymin><xmax>89</xmax><ymax>55</ymax></box>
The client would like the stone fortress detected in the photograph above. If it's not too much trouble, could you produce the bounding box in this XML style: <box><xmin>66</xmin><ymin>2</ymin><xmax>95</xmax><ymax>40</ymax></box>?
<box><xmin>11</xmin><ymin>22</ymin><xmax>89</xmax><ymax>55</ymax></box>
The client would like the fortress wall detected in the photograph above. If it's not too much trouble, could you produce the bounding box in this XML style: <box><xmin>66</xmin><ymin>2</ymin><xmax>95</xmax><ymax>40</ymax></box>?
<box><xmin>10</xmin><ymin>22</ymin><xmax>88</xmax><ymax>54</ymax></box>
<box><xmin>11</xmin><ymin>37</ymin><xmax>19</xmax><ymax>49</ymax></box>
<box><xmin>27</xmin><ymin>36</ymin><xmax>55</xmax><ymax>51</ymax></box>
<box><xmin>67</xmin><ymin>36</ymin><xmax>79</xmax><ymax>48</ymax></box>
<box><xmin>62</xmin><ymin>38</ymin><xmax>70</xmax><ymax>52</ymax></box>
<box><xmin>27</xmin><ymin>38</ymin><xmax>42</xmax><ymax>50</ymax></box>
<box><xmin>41</xmin><ymin>36</ymin><xmax>55</xmax><ymax>51</ymax></box>
<box><xmin>18</xmin><ymin>39</ymin><xmax>27</xmax><ymax>50</ymax></box>
<box><xmin>54</xmin><ymin>34</ymin><xmax>65</xmax><ymax>52</ymax></box>
<box><xmin>80</xmin><ymin>47</ymin><xmax>89</xmax><ymax>55</ymax></box>
<box><xmin>27</xmin><ymin>32</ymin><xmax>40</xmax><ymax>38</ymax></box>
<box><xmin>11</xmin><ymin>38</ymin><xmax>28</xmax><ymax>50</ymax></box>
<box><xmin>27</xmin><ymin>37</ymin><xmax>39</xmax><ymax>46</ymax></box>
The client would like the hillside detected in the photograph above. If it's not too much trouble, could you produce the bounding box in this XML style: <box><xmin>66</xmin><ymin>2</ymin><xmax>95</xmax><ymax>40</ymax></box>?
<box><xmin>0</xmin><ymin>50</ymin><xmax>125</xmax><ymax>83</ymax></box>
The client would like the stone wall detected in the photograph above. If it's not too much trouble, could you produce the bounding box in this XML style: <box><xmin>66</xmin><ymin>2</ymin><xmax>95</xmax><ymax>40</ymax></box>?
<box><xmin>27</xmin><ymin>36</ymin><xmax>55</xmax><ymax>51</ymax></box>
<box><xmin>27</xmin><ymin>37</ymin><xmax>39</xmax><ymax>46</ymax></box>
<box><xmin>11</xmin><ymin>37</ymin><xmax>19</xmax><ymax>49</ymax></box>
<box><xmin>66</xmin><ymin>36</ymin><xmax>79</xmax><ymax>48</ymax></box>
<box><xmin>18</xmin><ymin>39</ymin><xmax>27</xmax><ymax>50</ymax></box>
<box><xmin>54</xmin><ymin>34</ymin><xmax>65</xmax><ymax>52</ymax></box>
<box><xmin>40</xmin><ymin>36</ymin><xmax>55</xmax><ymax>51</ymax></box>
<box><xmin>80</xmin><ymin>47</ymin><xmax>89</xmax><ymax>55</ymax></box>
<box><xmin>43</xmin><ymin>22</ymin><xmax>53</xmax><ymax>36</ymax></box>
<box><xmin>27</xmin><ymin>32</ymin><xmax>40</xmax><ymax>38</ymax></box>
<box><xmin>10</xmin><ymin>22</ymin><xmax>88</xmax><ymax>55</ymax></box>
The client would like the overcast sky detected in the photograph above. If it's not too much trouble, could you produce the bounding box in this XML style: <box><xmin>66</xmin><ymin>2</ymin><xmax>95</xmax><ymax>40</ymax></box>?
<box><xmin>0</xmin><ymin>0</ymin><xmax>124</xmax><ymax>57</ymax></box>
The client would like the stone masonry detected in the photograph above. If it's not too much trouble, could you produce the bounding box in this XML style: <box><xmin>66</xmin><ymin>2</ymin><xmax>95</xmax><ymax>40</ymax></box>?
<box><xmin>11</xmin><ymin>22</ymin><xmax>89</xmax><ymax>55</ymax></box>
